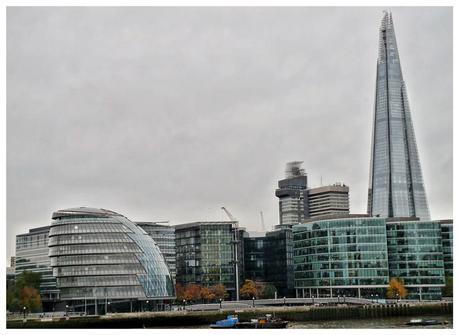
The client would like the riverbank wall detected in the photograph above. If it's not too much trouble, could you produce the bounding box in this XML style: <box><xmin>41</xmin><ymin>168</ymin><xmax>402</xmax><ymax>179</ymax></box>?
<box><xmin>7</xmin><ymin>302</ymin><xmax>453</xmax><ymax>328</ymax></box>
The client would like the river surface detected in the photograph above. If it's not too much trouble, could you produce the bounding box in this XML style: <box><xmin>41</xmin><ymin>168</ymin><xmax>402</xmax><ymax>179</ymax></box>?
<box><xmin>288</xmin><ymin>315</ymin><xmax>452</xmax><ymax>329</ymax></box>
<box><xmin>148</xmin><ymin>314</ymin><xmax>453</xmax><ymax>329</ymax></box>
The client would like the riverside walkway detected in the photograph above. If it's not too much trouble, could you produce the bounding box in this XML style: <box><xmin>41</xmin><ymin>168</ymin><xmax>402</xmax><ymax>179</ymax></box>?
<box><xmin>185</xmin><ymin>297</ymin><xmax>379</xmax><ymax>311</ymax></box>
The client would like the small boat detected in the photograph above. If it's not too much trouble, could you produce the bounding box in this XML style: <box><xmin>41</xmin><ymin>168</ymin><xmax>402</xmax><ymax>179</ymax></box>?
<box><xmin>210</xmin><ymin>315</ymin><xmax>239</xmax><ymax>329</ymax></box>
<box><xmin>235</xmin><ymin>314</ymin><xmax>288</xmax><ymax>329</ymax></box>
<box><xmin>405</xmin><ymin>319</ymin><xmax>443</xmax><ymax>326</ymax></box>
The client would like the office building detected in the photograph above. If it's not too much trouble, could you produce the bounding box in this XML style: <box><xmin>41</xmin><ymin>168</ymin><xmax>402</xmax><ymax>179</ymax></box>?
<box><xmin>293</xmin><ymin>214</ymin><xmax>448</xmax><ymax>300</ymax></box>
<box><xmin>439</xmin><ymin>220</ymin><xmax>453</xmax><ymax>277</ymax></box>
<box><xmin>16</xmin><ymin>225</ymin><xmax>60</xmax><ymax>310</ymax></box>
<box><xmin>275</xmin><ymin>161</ymin><xmax>308</xmax><ymax>226</ymax></box>
<box><xmin>48</xmin><ymin>207</ymin><xmax>174</xmax><ymax>314</ymax></box>
<box><xmin>308</xmin><ymin>183</ymin><xmax>350</xmax><ymax>218</ymax></box>
<box><xmin>135</xmin><ymin>222</ymin><xmax>176</xmax><ymax>282</ymax></box>
<box><xmin>243</xmin><ymin>227</ymin><xmax>294</xmax><ymax>297</ymax></box>
<box><xmin>293</xmin><ymin>215</ymin><xmax>389</xmax><ymax>299</ymax></box>
<box><xmin>386</xmin><ymin>218</ymin><xmax>445</xmax><ymax>300</ymax></box>
<box><xmin>175</xmin><ymin>221</ymin><xmax>241</xmax><ymax>300</ymax></box>
<box><xmin>276</xmin><ymin>162</ymin><xmax>350</xmax><ymax>226</ymax></box>
<box><xmin>243</xmin><ymin>234</ymin><xmax>266</xmax><ymax>283</ymax></box>
<box><xmin>367</xmin><ymin>12</ymin><xmax>430</xmax><ymax>220</ymax></box>
<box><xmin>264</xmin><ymin>226</ymin><xmax>294</xmax><ymax>297</ymax></box>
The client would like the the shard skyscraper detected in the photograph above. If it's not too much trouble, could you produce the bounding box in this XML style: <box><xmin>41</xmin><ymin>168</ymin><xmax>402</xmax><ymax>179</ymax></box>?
<box><xmin>367</xmin><ymin>12</ymin><xmax>430</xmax><ymax>220</ymax></box>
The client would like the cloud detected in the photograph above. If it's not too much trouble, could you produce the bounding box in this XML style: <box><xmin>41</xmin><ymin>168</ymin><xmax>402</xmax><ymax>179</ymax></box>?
<box><xmin>6</xmin><ymin>7</ymin><xmax>452</xmax><ymax>259</ymax></box>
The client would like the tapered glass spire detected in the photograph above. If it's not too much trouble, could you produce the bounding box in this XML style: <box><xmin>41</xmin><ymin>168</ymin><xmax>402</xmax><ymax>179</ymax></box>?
<box><xmin>367</xmin><ymin>12</ymin><xmax>430</xmax><ymax>220</ymax></box>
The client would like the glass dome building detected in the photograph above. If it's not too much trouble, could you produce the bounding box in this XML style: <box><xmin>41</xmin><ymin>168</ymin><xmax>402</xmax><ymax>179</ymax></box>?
<box><xmin>48</xmin><ymin>207</ymin><xmax>175</xmax><ymax>314</ymax></box>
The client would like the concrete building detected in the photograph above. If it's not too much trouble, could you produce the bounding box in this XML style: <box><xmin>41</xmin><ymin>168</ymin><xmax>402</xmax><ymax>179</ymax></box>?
<box><xmin>49</xmin><ymin>207</ymin><xmax>174</xmax><ymax>314</ymax></box>
<box><xmin>308</xmin><ymin>183</ymin><xmax>350</xmax><ymax>218</ymax></box>
<box><xmin>276</xmin><ymin>162</ymin><xmax>350</xmax><ymax>226</ymax></box>
<box><xmin>174</xmin><ymin>221</ymin><xmax>242</xmax><ymax>300</ymax></box>
<box><xmin>135</xmin><ymin>222</ymin><xmax>176</xmax><ymax>282</ymax></box>
<box><xmin>15</xmin><ymin>225</ymin><xmax>60</xmax><ymax>310</ymax></box>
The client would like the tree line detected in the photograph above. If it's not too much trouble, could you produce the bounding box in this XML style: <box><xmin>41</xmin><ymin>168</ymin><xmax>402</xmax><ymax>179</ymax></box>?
<box><xmin>7</xmin><ymin>271</ymin><xmax>42</xmax><ymax>313</ymax></box>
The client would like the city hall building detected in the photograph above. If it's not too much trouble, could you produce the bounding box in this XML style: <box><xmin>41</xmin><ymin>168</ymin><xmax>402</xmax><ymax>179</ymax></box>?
<box><xmin>48</xmin><ymin>207</ymin><xmax>175</xmax><ymax>314</ymax></box>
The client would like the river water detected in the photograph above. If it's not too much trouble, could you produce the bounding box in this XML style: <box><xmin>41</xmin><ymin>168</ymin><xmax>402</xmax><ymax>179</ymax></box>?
<box><xmin>148</xmin><ymin>314</ymin><xmax>452</xmax><ymax>329</ymax></box>
<box><xmin>288</xmin><ymin>315</ymin><xmax>453</xmax><ymax>329</ymax></box>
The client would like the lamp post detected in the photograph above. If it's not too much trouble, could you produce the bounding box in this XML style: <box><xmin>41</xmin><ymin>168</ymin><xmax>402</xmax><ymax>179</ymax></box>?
<box><xmin>375</xmin><ymin>294</ymin><xmax>379</xmax><ymax>304</ymax></box>
<box><xmin>338</xmin><ymin>295</ymin><xmax>341</xmax><ymax>304</ymax></box>
<box><xmin>146</xmin><ymin>300</ymin><xmax>149</xmax><ymax>312</ymax></box>
<box><xmin>343</xmin><ymin>294</ymin><xmax>346</xmax><ymax>304</ymax></box>
<box><xmin>219</xmin><ymin>298</ymin><xmax>222</xmax><ymax>309</ymax></box>
<box><xmin>252</xmin><ymin>297</ymin><xmax>255</xmax><ymax>308</ymax></box>
<box><xmin>396</xmin><ymin>293</ymin><xmax>400</xmax><ymax>303</ymax></box>
<box><xmin>65</xmin><ymin>304</ymin><xmax>69</xmax><ymax>317</ymax></box>
<box><xmin>283</xmin><ymin>296</ymin><xmax>286</xmax><ymax>307</ymax></box>
<box><xmin>370</xmin><ymin>294</ymin><xmax>374</xmax><ymax>303</ymax></box>
<box><xmin>312</xmin><ymin>295</ymin><xmax>314</xmax><ymax>305</ymax></box>
<box><xmin>108</xmin><ymin>301</ymin><xmax>111</xmax><ymax>314</ymax></box>
<box><xmin>183</xmin><ymin>299</ymin><xmax>186</xmax><ymax>311</ymax></box>
<box><xmin>22</xmin><ymin>306</ymin><xmax>27</xmax><ymax>319</ymax></box>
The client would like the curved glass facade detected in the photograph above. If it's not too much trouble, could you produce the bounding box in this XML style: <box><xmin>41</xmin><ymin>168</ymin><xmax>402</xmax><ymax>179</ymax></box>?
<box><xmin>293</xmin><ymin>217</ymin><xmax>389</xmax><ymax>298</ymax></box>
<box><xmin>48</xmin><ymin>207</ymin><xmax>174</xmax><ymax>301</ymax></box>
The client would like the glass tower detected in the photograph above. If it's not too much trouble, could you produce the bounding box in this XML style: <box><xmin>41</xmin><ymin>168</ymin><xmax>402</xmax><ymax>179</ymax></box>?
<box><xmin>367</xmin><ymin>12</ymin><xmax>430</xmax><ymax>220</ymax></box>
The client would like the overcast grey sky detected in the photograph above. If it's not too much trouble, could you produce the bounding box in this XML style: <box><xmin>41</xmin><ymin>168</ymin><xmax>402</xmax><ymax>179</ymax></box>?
<box><xmin>6</xmin><ymin>7</ymin><xmax>452</xmax><ymax>261</ymax></box>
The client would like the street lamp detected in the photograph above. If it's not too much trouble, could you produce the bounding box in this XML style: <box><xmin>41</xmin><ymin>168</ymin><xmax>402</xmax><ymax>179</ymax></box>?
<box><xmin>65</xmin><ymin>304</ymin><xmax>69</xmax><ymax>317</ymax></box>
<box><xmin>343</xmin><ymin>294</ymin><xmax>346</xmax><ymax>304</ymax></box>
<box><xmin>146</xmin><ymin>300</ymin><xmax>149</xmax><ymax>312</ymax></box>
<box><xmin>108</xmin><ymin>301</ymin><xmax>111</xmax><ymax>313</ymax></box>
<box><xmin>283</xmin><ymin>296</ymin><xmax>286</xmax><ymax>307</ymax></box>
<box><xmin>312</xmin><ymin>294</ymin><xmax>314</xmax><ymax>305</ymax></box>
<box><xmin>370</xmin><ymin>294</ymin><xmax>374</xmax><ymax>303</ymax></box>
<box><xmin>252</xmin><ymin>297</ymin><xmax>255</xmax><ymax>307</ymax></box>
<box><xmin>219</xmin><ymin>298</ymin><xmax>222</xmax><ymax>309</ymax></box>
<box><xmin>183</xmin><ymin>299</ymin><xmax>186</xmax><ymax>310</ymax></box>
<box><xmin>22</xmin><ymin>306</ymin><xmax>27</xmax><ymax>319</ymax></box>
<box><xmin>396</xmin><ymin>293</ymin><xmax>400</xmax><ymax>303</ymax></box>
<box><xmin>375</xmin><ymin>294</ymin><xmax>379</xmax><ymax>303</ymax></box>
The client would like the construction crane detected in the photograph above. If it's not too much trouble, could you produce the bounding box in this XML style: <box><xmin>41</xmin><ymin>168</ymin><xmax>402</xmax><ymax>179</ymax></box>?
<box><xmin>220</xmin><ymin>206</ymin><xmax>240</xmax><ymax>301</ymax></box>
<box><xmin>221</xmin><ymin>207</ymin><xmax>239</xmax><ymax>227</ymax></box>
<box><xmin>260</xmin><ymin>211</ymin><xmax>267</xmax><ymax>231</ymax></box>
